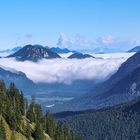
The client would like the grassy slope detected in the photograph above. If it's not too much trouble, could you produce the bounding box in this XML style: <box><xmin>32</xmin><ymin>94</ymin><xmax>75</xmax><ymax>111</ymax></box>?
<box><xmin>1</xmin><ymin>116</ymin><xmax>51</xmax><ymax>140</ymax></box>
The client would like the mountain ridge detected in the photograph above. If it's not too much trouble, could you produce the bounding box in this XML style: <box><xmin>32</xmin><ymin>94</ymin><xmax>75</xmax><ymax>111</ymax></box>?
<box><xmin>0</xmin><ymin>66</ymin><xmax>35</xmax><ymax>95</ymax></box>
<box><xmin>128</xmin><ymin>46</ymin><xmax>140</xmax><ymax>52</ymax></box>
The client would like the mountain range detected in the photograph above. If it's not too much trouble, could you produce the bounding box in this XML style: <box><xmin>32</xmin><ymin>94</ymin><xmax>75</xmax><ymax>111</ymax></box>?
<box><xmin>1</xmin><ymin>44</ymin><xmax>140</xmax><ymax>58</ymax></box>
<box><xmin>0</xmin><ymin>45</ymin><xmax>76</xmax><ymax>56</ymax></box>
<box><xmin>1</xmin><ymin>44</ymin><xmax>140</xmax><ymax>113</ymax></box>
<box><xmin>7</xmin><ymin>44</ymin><xmax>61</xmax><ymax>62</ymax></box>
<box><xmin>3</xmin><ymin>45</ymin><xmax>97</xmax><ymax>61</ymax></box>
<box><xmin>0</xmin><ymin>45</ymin><xmax>100</xmax><ymax>110</ymax></box>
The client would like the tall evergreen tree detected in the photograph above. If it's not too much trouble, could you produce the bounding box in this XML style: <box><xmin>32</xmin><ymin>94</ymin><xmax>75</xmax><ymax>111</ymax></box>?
<box><xmin>33</xmin><ymin>121</ymin><xmax>45</xmax><ymax>140</ymax></box>
<box><xmin>26</xmin><ymin>120</ymin><xmax>31</xmax><ymax>139</ymax></box>
<box><xmin>27</xmin><ymin>96</ymin><xmax>36</xmax><ymax>123</ymax></box>
<box><xmin>54</xmin><ymin>124</ymin><xmax>64</xmax><ymax>140</ymax></box>
<box><xmin>63</xmin><ymin>123</ymin><xmax>73</xmax><ymax>140</ymax></box>
<box><xmin>45</xmin><ymin>112</ymin><xmax>57</xmax><ymax>139</ymax></box>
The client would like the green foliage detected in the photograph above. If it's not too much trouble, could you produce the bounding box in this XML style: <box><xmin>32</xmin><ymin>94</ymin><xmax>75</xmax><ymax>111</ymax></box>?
<box><xmin>0</xmin><ymin>116</ymin><xmax>12</xmax><ymax>140</ymax></box>
<box><xmin>25</xmin><ymin>120</ymin><xmax>31</xmax><ymax>139</ymax></box>
<box><xmin>45</xmin><ymin>112</ymin><xmax>57</xmax><ymax>139</ymax></box>
<box><xmin>10</xmin><ymin>131</ymin><xmax>16</xmax><ymax>140</ymax></box>
<box><xmin>0</xmin><ymin>80</ymin><xmax>82</xmax><ymax>140</ymax></box>
<box><xmin>0</xmin><ymin>118</ymin><xmax>6</xmax><ymax>140</ymax></box>
<box><xmin>63</xmin><ymin>123</ymin><xmax>73</xmax><ymax>140</ymax></box>
<box><xmin>54</xmin><ymin>124</ymin><xmax>64</xmax><ymax>140</ymax></box>
<box><xmin>59</xmin><ymin>97</ymin><xmax>140</xmax><ymax>140</ymax></box>
<box><xmin>75</xmin><ymin>135</ymin><xmax>83</xmax><ymax>140</ymax></box>
<box><xmin>27</xmin><ymin>96</ymin><xmax>36</xmax><ymax>123</ymax></box>
<box><xmin>44</xmin><ymin>112</ymin><xmax>78</xmax><ymax>140</ymax></box>
<box><xmin>33</xmin><ymin>121</ymin><xmax>45</xmax><ymax>140</ymax></box>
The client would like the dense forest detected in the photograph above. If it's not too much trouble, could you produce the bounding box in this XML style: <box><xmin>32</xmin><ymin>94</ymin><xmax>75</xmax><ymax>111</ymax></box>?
<box><xmin>0</xmin><ymin>80</ymin><xmax>83</xmax><ymax>140</ymax></box>
<box><xmin>55</xmin><ymin>97</ymin><xmax>140</xmax><ymax>140</ymax></box>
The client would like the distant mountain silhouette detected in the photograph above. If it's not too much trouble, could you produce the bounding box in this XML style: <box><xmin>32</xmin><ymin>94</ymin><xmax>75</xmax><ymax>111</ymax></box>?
<box><xmin>68</xmin><ymin>53</ymin><xmax>95</xmax><ymax>59</ymax></box>
<box><xmin>50</xmin><ymin>47</ymin><xmax>77</xmax><ymax>54</ymax></box>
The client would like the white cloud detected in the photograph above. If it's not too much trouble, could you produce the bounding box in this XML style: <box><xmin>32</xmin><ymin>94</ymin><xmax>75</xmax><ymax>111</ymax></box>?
<box><xmin>130</xmin><ymin>40</ymin><xmax>140</xmax><ymax>46</ymax></box>
<box><xmin>56</xmin><ymin>33</ymin><xmax>140</xmax><ymax>52</ymax></box>
<box><xmin>0</xmin><ymin>53</ymin><xmax>134</xmax><ymax>84</ymax></box>
<box><xmin>96</xmin><ymin>35</ymin><xmax>116</xmax><ymax>45</ymax></box>
<box><xmin>59</xmin><ymin>52</ymin><xmax>73</xmax><ymax>58</ymax></box>
<box><xmin>0</xmin><ymin>52</ymin><xmax>10</xmax><ymax>57</ymax></box>
<box><xmin>57</xmin><ymin>33</ymin><xmax>73</xmax><ymax>48</ymax></box>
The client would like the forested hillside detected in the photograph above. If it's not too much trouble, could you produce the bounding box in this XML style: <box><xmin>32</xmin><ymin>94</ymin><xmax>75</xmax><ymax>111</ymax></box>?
<box><xmin>0</xmin><ymin>80</ymin><xmax>83</xmax><ymax>140</ymax></box>
<box><xmin>56</xmin><ymin>97</ymin><xmax>140</xmax><ymax>140</ymax></box>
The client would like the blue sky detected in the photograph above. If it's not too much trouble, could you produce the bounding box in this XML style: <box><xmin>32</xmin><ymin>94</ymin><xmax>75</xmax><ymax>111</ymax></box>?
<box><xmin>0</xmin><ymin>0</ymin><xmax>140</xmax><ymax>49</ymax></box>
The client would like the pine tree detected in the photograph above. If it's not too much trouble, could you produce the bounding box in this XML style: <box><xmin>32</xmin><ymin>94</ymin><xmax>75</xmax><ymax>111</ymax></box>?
<box><xmin>8</xmin><ymin>109</ymin><xmax>18</xmax><ymax>130</ymax></box>
<box><xmin>34</xmin><ymin>103</ymin><xmax>43</xmax><ymax>123</ymax></box>
<box><xmin>26</xmin><ymin>120</ymin><xmax>31</xmax><ymax>139</ymax></box>
<box><xmin>33</xmin><ymin>121</ymin><xmax>45</xmax><ymax>140</ymax></box>
<box><xmin>63</xmin><ymin>123</ymin><xmax>73</xmax><ymax>140</ymax></box>
<box><xmin>0</xmin><ymin>81</ymin><xmax>7</xmax><ymax>115</ymax></box>
<box><xmin>54</xmin><ymin>124</ymin><xmax>64</xmax><ymax>140</ymax></box>
<box><xmin>0</xmin><ymin>80</ymin><xmax>7</xmax><ymax>94</ymax></box>
<box><xmin>19</xmin><ymin>91</ymin><xmax>25</xmax><ymax>115</ymax></box>
<box><xmin>27</xmin><ymin>96</ymin><xmax>36</xmax><ymax>123</ymax></box>
<box><xmin>45</xmin><ymin>112</ymin><xmax>57</xmax><ymax>139</ymax></box>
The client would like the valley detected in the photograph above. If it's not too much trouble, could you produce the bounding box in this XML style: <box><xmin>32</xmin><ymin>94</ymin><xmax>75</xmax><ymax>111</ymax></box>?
<box><xmin>0</xmin><ymin>45</ymin><xmax>134</xmax><ymax>112</ymax></box>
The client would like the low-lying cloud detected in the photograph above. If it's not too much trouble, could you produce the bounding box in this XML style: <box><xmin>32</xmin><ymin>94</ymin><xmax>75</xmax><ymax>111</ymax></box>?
<box><xmin>0</xmin><ymin>53</ymin><xmax>134</xmax><ymax>84</ymax></box>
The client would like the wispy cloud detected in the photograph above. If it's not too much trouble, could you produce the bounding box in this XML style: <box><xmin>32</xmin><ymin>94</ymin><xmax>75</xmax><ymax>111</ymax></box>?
<box><xmin>0</xmin><ymin>53</ymin><xmax>133</xmax><ymax>84</ymax></box>
<box><xmin>57</xmin><ymin>33</ymin><xmax>140</xmax><ymax>52</ymax></box>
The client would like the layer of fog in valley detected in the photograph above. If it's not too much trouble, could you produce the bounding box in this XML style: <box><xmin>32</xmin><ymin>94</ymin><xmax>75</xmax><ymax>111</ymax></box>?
<box><xmin>0</xmin><ymin>52</ymin><xmax>134</xmax><ymax>84</ymax></box>
<box><xmin>0</xmin><ymin>52</ymin><xmax>134</xmax><ymax>109</ymax></box>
